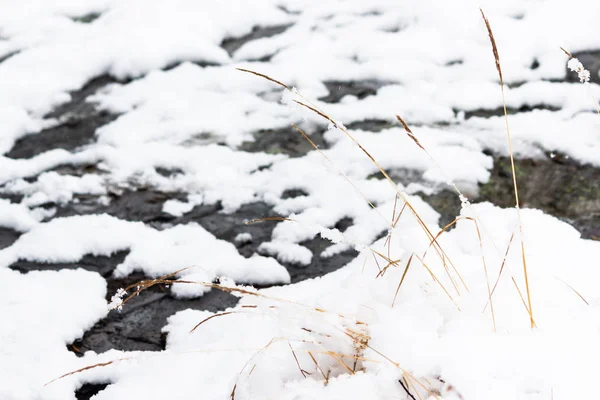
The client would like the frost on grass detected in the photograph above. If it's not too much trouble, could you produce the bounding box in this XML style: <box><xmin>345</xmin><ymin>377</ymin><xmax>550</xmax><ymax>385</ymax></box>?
<box><xmin>567</xmin><ymin>57</ymin><xmax>591</xmax><ymax>83</ymax></box>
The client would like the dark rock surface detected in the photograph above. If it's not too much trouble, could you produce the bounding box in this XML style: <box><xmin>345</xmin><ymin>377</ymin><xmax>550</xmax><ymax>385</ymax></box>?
<box><xmin>419</xmin><ymin>152</ymin><xmax>600</xmax><ymax>240</ymax></box>
<box><xmin>0</xmin><ymin>227</ymin><xmax>21</xmax><ymax>250</ymax></box>
<box><xmin>75</xmin><ymin>383</ymin><xmax>110</xmax><ymax>400</ymax></box>
<box><xmin>477</xmin><ymin>153</ymin><xmax>600</xmax><ymax>240</ymax></box>
<box><xmin>346</xmin><ymin>119</ymin><xmax>395</xmax><ymax>132</ymax></box>
<box><xmin>319</xmin><ymin>80</ymin><xmax>391</xmax><ymax>103</ymax></box>
<box><xmin>221</xmin><ymin>24</ymin><xmax>292</xmax><ymax>58</ymax></box>
<box><xmin>461</xmin><ymin>104</ymin><xmax>561</xmax><ymax>119</ymax></box>
<box><xmin>9</xmin><ymin>251</ymin><xmax>129</xmax><ymax>277</ymax></box>
<box><xmin>6</xmin><ymin>75</ymin><xmax>122</xmax><ymax>159</ymax></box>
<box><xmin>240</xmin><ymin>125</ymin><xmax>328</xmax><ymax>157</ymax></box>
<box><xmin>53</xmin><ymin>188</ymin><xmax>188</xmax><ymax>225</ymax></box>
<box><xmin>69</xmin><ymin>280</ymin><xmax>239</xmax><ymax>353</ymax></box>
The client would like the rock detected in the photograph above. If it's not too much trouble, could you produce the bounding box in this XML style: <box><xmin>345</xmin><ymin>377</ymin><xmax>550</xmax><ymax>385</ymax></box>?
<box><xmin>75</xmin><ymin>383</ymin><xmax>109</xmax><ymax>400</ymax></box>
<box><xmin>69</xmin><ymin>278</ymin><xmax>239</xmax><ymax>353</ymax></box>
<box><xmin>9</xmin><ymin>251</ymin><xmax>129</xmax><ymax>277</ymax></box>
<box><xmin>6</xmin><ymin>75</ymin><xmax>122</xmax><ymax>159</ymax></box>
<box><xmin>0</xmin><ymin>227</ymin><xmax>21</xmax><ymax>250</ymax></box>
<box><xmin>346</xmin><ymin>119</ymin><xmax>395</xmax><ymax>132</ymax></box>
<box><xmin>221</xmin><ymin>24</ymin><xmax>292</xmax><ymax>58</ymax></box>
<box><xmin>461</xmin><ymin>104</ymin><xmax>560</xmax><ymax>120</ymax></box>
<box><xmin>478</xmin><ymin>153</ymin><xmax>600</xmax><ymax>240</ymax></box>
<box><xmin>240</xmin><ymin>126</ymin><xmax>328</xmax><ymax>157</ymax></box>
<box><xmin>319</xmin><ymin>80</ymin><xmax>391</xmax><ymax>103</ymax></box>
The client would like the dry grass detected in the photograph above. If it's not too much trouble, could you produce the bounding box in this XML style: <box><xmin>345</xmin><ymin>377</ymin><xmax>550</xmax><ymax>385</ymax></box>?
<box><xmin>480</xmin><ymin>8</ymin><xmax>535</xmax><ymax>328</ymax></box>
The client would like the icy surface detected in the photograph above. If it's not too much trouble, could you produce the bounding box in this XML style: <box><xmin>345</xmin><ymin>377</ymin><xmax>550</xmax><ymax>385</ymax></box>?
<box><xmin>0</xmin><ymin>0</ymin><xmax>599</xmax><ymax>399</ymax></box>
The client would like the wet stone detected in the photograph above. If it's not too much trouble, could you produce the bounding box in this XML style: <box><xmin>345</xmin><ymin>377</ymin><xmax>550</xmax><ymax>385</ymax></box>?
<box><xmin>71</xmin><ymin>12</ymin><xmax>102</xmax><ymax>24</ymax></box>
<box><xmin>6</xmin><ymin>75</ymin><xmax>122</xmax><ymax>159</ymax></box>
<box><xmin>221</xmin><ymin>24</ymin><xmax>292</xmax><ymax>57</ymax></box>
<box><xmin>367</xmin><ymin>168</ymin><xmax>424</xmax><ymax>187</ymax></box>
<box><xmin>281</xmin><ymin>188</ymin><xmax>309</xmax><ymax>199</ymax></box>
<box><xmin>319</xmin><ymin>80</ymin><xmax>390</xmax><ymax>103</ymax></box>
<box><xmin>172</xmin><ymin>201</ymin><xmax>277</xmax><ymax>259</ymax></box>
<box><xmin>461</xmin><ymin>104</ymin><xmax>560</xmax><ymax>120</ymax></box>
<box><xmin>0</xmin><ymin>227</ymin><xmax>21</xmax><ymax>250</ymax></box>
<box><xmin>9</xmin><ymin>251</ymin><xmax>129</xmax><ymax>277</ymax></box>
<box><xmin>75</xmin><ymin>383</ymin><xmax>110</xmax><ymax>400</ymax></box>
<box><xmin>419</xmin><ymin>190</ymin><xmax>462</xmax><ymax>230</ymax></box>
<box><xmin>288</xmin><ymin>235</ymin><xmax>358</xmax><ymax>283</ymax></box>
<box><xmin>240</xmin><ymin>126</ymin><xmax>328</xmax><ymax>157</ymax></box>
<box><xmin>346</xmin><ymin>119</ymin><xmax>395</xmax><ymax>132</ymax></box>
<box><xmin>70</xmin><ymin>279</ymin><xmax>239</xmax><ymax>353</ymax></box>
<box><xmin>334</xmin><ymin>217</ymin><xmax>354</xmax><ymax>233</ymax></box>
<box><xmin>477</xmin><ymin>153</ymin><xmax>600</xmax><ymax>240</ymax></box>
<box><xmin>53</xmin><ymin>189</ymin><xmax>188</xmax><ymax>226</ymax></box>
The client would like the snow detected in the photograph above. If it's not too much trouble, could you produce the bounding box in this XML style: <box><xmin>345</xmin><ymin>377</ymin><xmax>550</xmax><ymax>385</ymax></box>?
<box><xmin>0</xmin><ymin>0</ymin><xmax>599</xmax><ymax>399</ymax></box>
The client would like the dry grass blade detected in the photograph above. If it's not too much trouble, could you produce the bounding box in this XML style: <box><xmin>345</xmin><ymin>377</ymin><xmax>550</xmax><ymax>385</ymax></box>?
<box><xmin>555</xmin><ymin>277</ymin><xmax>589</xmax><ymax>305</ymax></box>
<box><xmin>289</xmin><ymin>342</ymin><xmax>309</xmax><ymax>378</ymax></box>
<box><xmin>45</xmin><ymin>358</ymin><xmax>129</xmax><ymax>386</ymax></box>
<box><xmin>292</xmin><ymin>124</ymin><xmax>388</xmax><ymax>225</ymax></box>
<box><xmin>363</xmin><ymin>343</ymin><xmax>439</xmax><ymax>400</ymax></box>
<box><xmin>236</xmin><ymin>68</ymin><xmax>290</xmax><ymax>90</ymax></box>
<box><xmin>489</xmin><ymin>232</ymin><xmax>515</xmax><ymax>299</ymax></box>
<box><xmin>480</xmin><ymin>8</ymin><xmax>534</xmax><ymax>328</ymax></box>
<box><xmin>479</xmin><ymin>9</ymin><xmax>503</xmax><ymax>85</ymax></box>
<box><xmin>246</xmin><ymin>216</ymin><xmax>293</xmax><ymax>224</ymax></box>
<box><xmin>392</xmin><ymin>254</ymin><xmax>413</xmax><ymax>307</ymax></box>
<box><xmin>415</xmin><ymin>254</ymin><xmax>460</xmax><ymax>311</ymax></box>
<box><xmin>190</xmin><ymin>311</ymin><xmax>235</xmax><ymax>333</ymax></box>
<box><xmin>308</xmin><ymin>351</ymin><xmax>329</xmax><ymax>383</ymax></box>
<box><xmin>396</xmin><ymin>115</ymin><xmax>424</xmax><ymax>150</ymax></box>
<box><xmin>560</xmin><ymin>47</ymin><xmax>573</xmax><ymax>58</ymax></box>
<box><xmin>471</xmin><ymin>219</ymin><xmax>496</xmax><ymax>332</ymax></box>
<box><xmin>293</xmin><ymin>100</ymin><xmax>337</xmax><ymax>125</ymax></box>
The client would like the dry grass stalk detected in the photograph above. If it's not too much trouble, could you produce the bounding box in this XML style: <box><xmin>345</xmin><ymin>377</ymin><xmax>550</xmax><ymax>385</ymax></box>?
<box><xmin>392</xmin><ymin>254</ymin><xmax>414</xmax><ymax>307</ymax></box>
<box><xmin>237</xmin><ymin>68</ymin><xmax>467</xmax><ymax>300</ymax></box>
<box><xmin>45</xmin><ymin>359</ymin><xmax>130</xmax><ymax>386</ymax></box>
<box><xmin>470</xmin><ymin>218</ymin><xmax>496</xmax><ymax>331</ymax></box>
<box><xmin>415</xmin><ymin>254</ymin><xmax>460</xmax><ymax>311</ymax></box>
<box><xmin>480</xmin><ymin>8</ymin><xmax>534</xmax><ymax>328</ymax></box>
<box><xmin>308</xmin><ymin>351</ymin><xmax>329</xmax><ymax>383</ymax></box>
<box><xmin>555</xmin><ymin>277</ymin><xmax>589</xmax><ymax>305</ymax></box>
<box><xmin>190</xmin><ymin>311</ymin><xmax>235</xmax><ymax>333</ymax></box>
<box><xmin>396</xmin><ymin>115</ymin><xmax>424</xmax><ymax>151</ymax></box>
<box><xmin>289</xmin><ymin>342</ymin><xmax>310</xmax><ymax>378</ymax></box>
<box><xmin>292</xmin><ymin>124</ymin><xmax>388</xmax><ymax>225</ymax></box>
<box><xmin>246</xmin><ymin>216</ymin><xmax>294</xmax><ymax>224</ymax></box>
